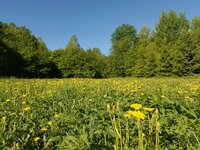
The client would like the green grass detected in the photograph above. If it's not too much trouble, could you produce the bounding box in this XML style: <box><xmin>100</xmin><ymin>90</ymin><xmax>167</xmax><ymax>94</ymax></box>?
<box><xmin>0</xmin><ymin>77</ymin><xmax>200</xmax><ymax>149</ymax></box>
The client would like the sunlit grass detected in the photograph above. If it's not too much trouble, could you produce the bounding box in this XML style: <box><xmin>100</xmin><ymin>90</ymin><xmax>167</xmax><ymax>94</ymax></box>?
<box><xmin>0</xmin><ymin>77</ymin><xmax>199</xmax><ymax>149</ymax></box>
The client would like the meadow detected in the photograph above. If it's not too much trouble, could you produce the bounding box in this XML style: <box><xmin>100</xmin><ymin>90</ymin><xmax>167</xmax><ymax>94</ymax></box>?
<box><xmin>0</xmin><ymin>77</ymin><xmax>200</xmax><ymax>150</ymax></box>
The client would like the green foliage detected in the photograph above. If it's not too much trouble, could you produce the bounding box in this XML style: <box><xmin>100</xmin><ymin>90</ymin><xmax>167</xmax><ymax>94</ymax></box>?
<box><xmin>1</xmin><ymin>10</ymin><xmax>200</xmax><ymax>78</ymax></box>
<box><xmin>0</xmin><ymin>22</ymin><xmax>59</xmax><ymax>78</ymax></box>
<box><xmin>60</xmin><ymin>35</ymin><xmax>85</xmax><ymax>77</ymax></box>
<box><xmin>110</xmin><ymin>24</ymin><xmax>137</xmax><ymax>77</ymax></box>
<box><xmin>0</xmin><ymin>77</ymin><xmax>199</xmax><ymax>149</ymax></box>
<box><xmin>153</xmin><ymin>10</ymin><xmax>190</xmax><ymax>76</ymax></box>
<box><xmin>83</xmin><ymin>48</ymin><xmax>107</xmax><ymax>78</ymax></box>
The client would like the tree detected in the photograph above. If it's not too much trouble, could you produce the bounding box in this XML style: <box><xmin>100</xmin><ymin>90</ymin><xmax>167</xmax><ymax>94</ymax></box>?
<box><xmin>0</xmin><ymin>22</ymin><xmax>58</xmax><ymax>78</ymax></box>
<box><xmin>190</xmin><ymin>17</ymin><xmax>200</xmax><ymax>73</ymax></box>
<box><xmin>110</xmin><ymin>24</ymin><xmax>137</xmax><ymax>77</ymax></box>
<box><xmin>191</xmin><ymin>16</ymin><xmax>200</xmax><ymax>30</ymax></box>
<box><xmin>154</xmin><ymin>10</ymin><xmax>190</xmax><ymax>75</ymax></box>
<box><xmin>83</xmin><ymin>48</ymin><xmax>107</xmax><ymax>78</ymax></box>
<box><xmin>0</xmin><ymin>38</ymin><xmax>24</xmax><ymax>77</ymax></box>
<box><xmin>128</xmin><ymin>26</ymin><xmax>152</xmax><ymax>76</ymax></box>
<box><xmin>133</xmin><ymin>26</ymin><xmax>160</xmax><ymax>77</ymax></box>
<box><xmin>60</xmin><ymin>35</ymin><xmax>85</xmax><ymax>77</ymax></box>
<box><xmin>65</xmin><ymin>35</ymin><xmax>80</xmax><ymax>50</ymax></box>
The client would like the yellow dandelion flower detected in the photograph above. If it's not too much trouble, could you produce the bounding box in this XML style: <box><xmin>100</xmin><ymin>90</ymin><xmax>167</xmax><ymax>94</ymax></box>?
<box><xmin>22</xmin><ymin>101</ymin><xmax>26</xmax><ymax>105</ymax></box>
<box><xmin>130</xmin><ymin>103</ymin><xmax>142</xmax><ymax>110</ymax></box>
<box><xmin>123</xmin><ymin>113</ymin><xmax>131</xmax><ymax>119</ymax></box>
<box><xmin>128</xmin><ymin>111</ymin><xmax>145</xmax><ymax>120</ymax></box>
<box><xmin>24</xmin><ymin>107</ymin><xmax>30</xmax><ymax>111</ymax></box>
<box><xmin>47</xmin><ymin>121</ymin><xmax>52</xmax><ymax>126</ymax></box>
<box><xmin>106</xmin><ymin>104</ymin><xmax>110</xmax><ymax>111</ymax></box>
<box><xmin>127</xmin><ymin>110</ymin><xmax>134</xmax><ymax>115</ymax></box>
<box><xmin>161</xmin><ymin>95</ymin><xmax>166</xmax><ymax>99</ymax></box>
<box><xmin>54</xmin><ymin>114</ymin><xmax>59</xmax><ymax>118</ymax></box>
<box><xmin>34</xmin><ymin>137</ymin><xmax>40</xmax><ymax>142</ymax></box>
<box><xmin>2</xmin><ymin>116</ymin><xmax>7</xmax><ymax>121</ymax></box>
<box><xmin>41</xmin><ymin>128</ymin><xmax>47</xmax><ymax>131</ymax></box>
<box><xmin>47</xmin><ymin>90</ymin><xmax>52</xmax><ymax>94</ymax></box>
<box><xmin>21</xmin><ymin>94</ymin><xmax>27</xmax><ymax>98</ymax></box>
<box><xmin>143</xmin><ymin>107</ymin><xmax>155</xmax><ymax>112</ymax></box>
<box><xmin>6</xmin><ymin>99</ymin><xmax>10</xmax><ymax>102</ymax></box>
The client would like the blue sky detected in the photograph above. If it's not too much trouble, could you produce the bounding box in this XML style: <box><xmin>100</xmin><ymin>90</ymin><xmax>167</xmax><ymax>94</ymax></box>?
<box><xmin>0</xmin><ymin>0</ymin><xmax>200</xmax><ymax>55</ymax></box>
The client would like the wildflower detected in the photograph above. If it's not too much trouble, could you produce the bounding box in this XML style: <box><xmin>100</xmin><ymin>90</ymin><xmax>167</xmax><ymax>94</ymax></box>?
<box><xmin>34</xmin><ymin>137</ymin><xmax>40</xmax><ymax>142</ymax></box>
<box><xmin>127</xmin><ymin>111</ymin><xmax>145</xmax><ymax>120</ymax></box>
<box><xmin>47</xmin><ymin>90</ymin><xmax>52</xmax><ymax>94</ymax></box>
<box><xmin>24</xmin><ymin>107</ymin><xmax>30</xmax><ymax>111</ymax></box>
<box><xmin>41</xmin><ymin>128</ymin><xmax>47</xmax><ymax>131</ymax></box>
<box><xmin>130</xmin><ymin>103</ymin><xmax>142</xmax><ymax>110</ymax></box>
<box><xmin>142</xmin><ymin>133</ymin><xmax>145</xmax><ymax>138</ymax></box>
<box><xmin>2</xmin><ymin>116</ymin><xmax>7</xmax><ymax>121</ymax></box>
<box><xmin>106</xmin><ymin>104</ymin><xmax>110</xmax><ymax>111</ymax></box>
<box><xmin>54</xmin><ymin>114</ymin><xmax>59</xmax><ymax>118</ymax></box>
<box><xmin>22</xmin><ymin>101</ymin><xmax>26</xmax><ymax>105</ymax></box>
<box><xmin>6</xmin><ymin>99</ymin><xmax>10</xmax><ymax>102</ymax></box>
<box><xmin>48</xmin><ymin>121</ymin><xmax>52</xmax><ymax>126</ymax></box>
<box><xmin>143</xmin><ymin>107</ymin><xmax>155</xmax><ymax>112</ymax></box>
<box><xmin>21</xmin><ymin>94</ymin><xmax>27</xmax><ymax>98</ymax></box>
<box><xmin>133</xmin><ymin>111</ymin><xmax>145</xmax><ymax>120</ymax></box>
<box><xmin>161</xmin><ymin>95</ymin><xmax>166</xmax><ymax>99</ymax></box>
<box><xmin>123</xmin><ymin>113</ymin><xmax>131</xmax><ymax>119</ymax></box>
<box><xmin>130</xmin><ymin>89</ymin><xmax>136</xmax><ymax>93</ymax></box>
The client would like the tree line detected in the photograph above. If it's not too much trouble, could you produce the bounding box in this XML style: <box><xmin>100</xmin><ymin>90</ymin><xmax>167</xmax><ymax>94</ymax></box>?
<box><xmin>1</xmin><ymin>10</ymin><xmax>200</xmax><ymax>78</ymax></box>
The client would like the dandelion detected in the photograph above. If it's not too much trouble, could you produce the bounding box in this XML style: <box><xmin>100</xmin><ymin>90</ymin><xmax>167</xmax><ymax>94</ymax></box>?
<box><xmin>21</xmin><ymin>94</ymin><xmax>27</xmax><ymax>98</ymax></box>
<box><xmin>6</xmin><ymin>99</ymin><xmax>10</xmax><ymax>102</ymax></box>
<box><xmin>123</xmin><ymin>113</ymin><xmax>131</xmax><ymax>119</ymax></box>
<box><xmin>34</xmin><ymin>137</ymin><xmax>40</xmax><ymax>142</ymax></box>
<box><xmin>106</xmin><ymin>104</ymin><xmax>110</xmax><ymax>111</ymax></box>
<box><xmin>143</xmin><ymin>107</ymin><xmax>155</xmax><ymax>112</ymax></box>
<box><xmin>2</xmin><ymin>116</ymin><xmax>7</xmax><ymax>121</ymax></box>
<box><xmin>48</xmin><ymin>121</ymin><xmax>52</xmax><ymax>126</ymax></box>
<box><xmin>24</xmin><ymin>107</ymin><xmax>30</xmax><ymax>111</ymax></box>
<box><xmin>161</xmin><ymin>95</ymin><xmax>166</xmax><ymax>99</ymax></box>
<box><xmin>54</xmin><ymin>114</ymin><xmax>59</xmax><ymax>118</ymax></box>
<box><xmin>142</xmin><ymin>133</ymin><xmax>145</xmax><ymax>139</ymax></box>
<box><xmin>47</xmin><ymin>90</ymin><xmax>52</xmax><ymax>94</ymax></box>
<box><xmin>127</xmin><ymin>111</ymin><xmax>145</xmax><ymax>120</ymax></box>
<box><xmin>41</xmin><ymin>128</ymin><xmax>47</xmax><ymax>131</ymax></box>
<box><xmin>130</xmin><ymin>103</ymin><xmax>142</xmax><ymax>110</ymax></box>
<box><xmin>22</xmin><ymin>101</ymin><xmax>26</xmax><ymax>105</ymax></box>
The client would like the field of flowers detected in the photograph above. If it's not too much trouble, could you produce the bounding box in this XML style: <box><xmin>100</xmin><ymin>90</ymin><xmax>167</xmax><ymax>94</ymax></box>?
<box><xmin>0</xmin><ymin>77</ymin><xmax>200</xmax><ymax>149</ymax></box>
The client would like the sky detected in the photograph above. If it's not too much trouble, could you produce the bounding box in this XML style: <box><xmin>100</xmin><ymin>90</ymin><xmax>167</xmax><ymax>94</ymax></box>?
<box><xmin>0</xmin><ymin>0</ymin><xmax>200</xmax><ymax>55</ymax></box>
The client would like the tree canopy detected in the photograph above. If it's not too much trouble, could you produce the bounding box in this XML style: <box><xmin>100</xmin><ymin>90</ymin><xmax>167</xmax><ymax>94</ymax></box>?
<box><xmin>0</xmin><ymin>10</ymin><xmax>200</xmax><ymax>78</ymax></box>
